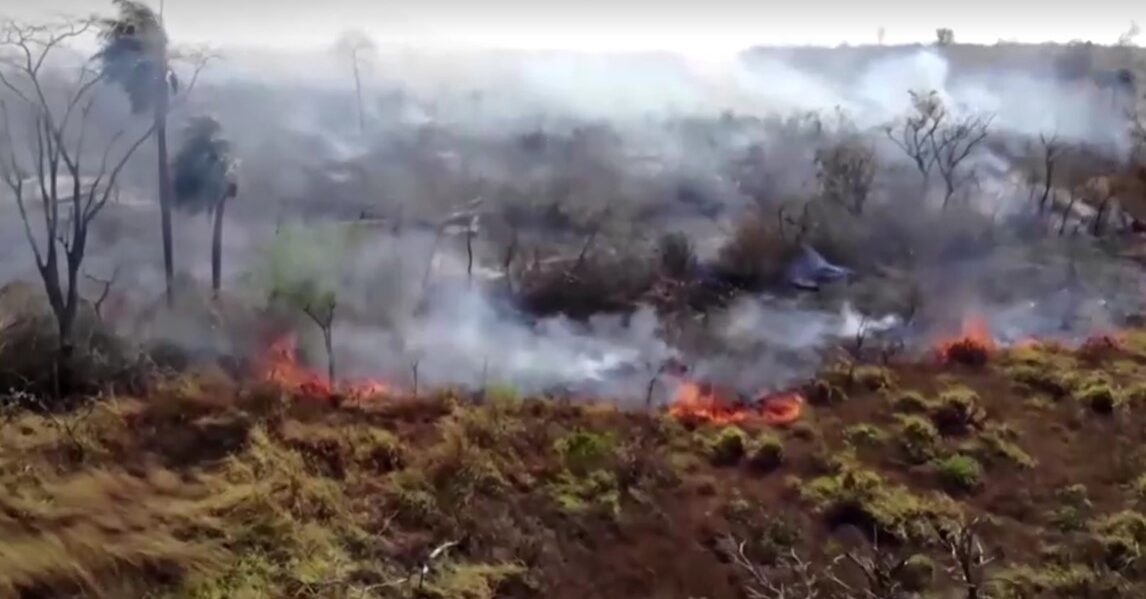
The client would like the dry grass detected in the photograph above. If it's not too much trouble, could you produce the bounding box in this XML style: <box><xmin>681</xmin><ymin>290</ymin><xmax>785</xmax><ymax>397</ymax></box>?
<box><xmin>7</xmin><ymin>332</ymin><xmax>1146</xmax><ymax>596</ymax></box>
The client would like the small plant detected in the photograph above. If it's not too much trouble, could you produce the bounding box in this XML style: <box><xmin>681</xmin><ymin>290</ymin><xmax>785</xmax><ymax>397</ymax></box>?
<box><xmin>936</xmin><ymin>454</ymin><xmax>983</xmax><ymax>494</ymax></box>
<box><xmin>710</xmin><ymin>426</ymin><xmax>748</xmax><ymax>466</ymax></box>
<box><xmin>748</xmin><ymin>434</ymin><xmax>785</xmax><ymax>473</ymax></box>
<box><xmin>895</xmin><ymin>414</ymin><xmax>941</xmax><ymax>464</ymax></box>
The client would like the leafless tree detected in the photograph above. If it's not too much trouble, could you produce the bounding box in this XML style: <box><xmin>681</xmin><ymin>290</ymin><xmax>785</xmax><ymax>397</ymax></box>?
<box><xmin>937</xmin><ymin>518</ymin><xmax>997</xmax><ymax>599</ymax></box>
<box><xmin>935</xmin><ymin>28</ymin><xmax>955</xmax><ymax>46</ymax></box>
<box><xmin>298</xmin><ymin>292</ymin><xmax>337</xmax><ymax>383</ymax></box>
<box><xmin>815</xmin><ymin>136</ymin><xmax>877</xmax><ymax>215</ymax></box>
<box><xmin>721</xmin><ymin>536</ymin><xmax>827</xmax><ymax>599</ymax></box>
<box><xmin>885</xmin><ymin>91</ymin><xmax>944</xmax><ymax>192</ymax></box>
<box><xmin>931</xmin><ymin>111</ymin><xmax>992</xmax><ymax>208</ymax></box>
<box><xmin>1032</xmin><ymin>132</ymin><xmax>1066</xmax><ymax>213</ymax></box>
<box><xmin>335</xmin><ymin>30</ymin><xmax>375</xmax><ymax>135</ymax></box>
<box><xmin>0</xmin><ymin>19</ymin><xmax>156</xmax><ymax>391</ymax></box>
<box><xmin>886</xmin><ymin>91</ymin><xmax>991</xmax><ymax>208</ymax></box>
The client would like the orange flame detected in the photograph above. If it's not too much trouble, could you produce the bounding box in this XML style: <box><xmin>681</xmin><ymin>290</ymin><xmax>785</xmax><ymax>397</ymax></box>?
<box><xmin>669</xmin><ymin>381</ymin><xmax>803</xmax><ymax>426</ymax></box>
<box><xmin>934</xmin><ymin>315</ymin><xmax>996</xmax><ymax>365</ymax></box>
<box><xmin>256</xmin><ymin>333</ymin><xmax>390</xmax><ymax>403</ymax></box>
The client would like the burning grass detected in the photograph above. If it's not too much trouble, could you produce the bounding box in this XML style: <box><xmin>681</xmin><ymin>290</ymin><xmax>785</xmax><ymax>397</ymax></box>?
<box><xmin>255</xmin><ymin>332</ymin><xmax>392</xmax><ymax>405</ymax></box>
<box><xmin>933</xmin><ymin>315</ymin><xmax>996</xmax><ymax>366</ymax></box>
<box><xmin>9</xmin><ymin>326</ymin><xmax>1146</xmax><ymax>596</ymax></box>
<box><xmin>668</xmin><ymin>380</ymin><xmax>804</xmax><ymax>427</ymax></box>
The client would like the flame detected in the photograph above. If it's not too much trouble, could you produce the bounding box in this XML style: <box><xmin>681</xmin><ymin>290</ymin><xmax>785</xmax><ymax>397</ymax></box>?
<box><xmin>934</xmin><ymin>315</ymin><xmax>996</xmax><ymax>365</ymax></box>
<box><xmin>256</xmin><ymin>333</ymin><xmax>390</xmax><ymax>403</ymax></box>
<box><xmin>669</xmin><ymin>381</ymin><xmax>803</xmax><ymax>426</ymax></box>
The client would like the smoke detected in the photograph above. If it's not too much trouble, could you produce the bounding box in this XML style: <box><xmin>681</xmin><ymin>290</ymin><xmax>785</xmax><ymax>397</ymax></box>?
<box><xmin>1</xmin><ymin>29</ymin><xmax>1144</xmax><ymax>403</ymax></box>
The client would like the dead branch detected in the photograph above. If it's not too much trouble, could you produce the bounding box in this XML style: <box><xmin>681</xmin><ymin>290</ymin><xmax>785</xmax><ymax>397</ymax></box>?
<box><xmin>938</xmin><ymin>518</ymin><xmax>997</xmax><ymax>599</ymax></box>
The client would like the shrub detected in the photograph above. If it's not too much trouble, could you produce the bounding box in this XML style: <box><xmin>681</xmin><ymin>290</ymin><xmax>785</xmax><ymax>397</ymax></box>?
<box><xmin>712</xmin><ymin>214</ymin><xmax>794</xmax><ymax>289</ymax></box>
<box><xmin>1075</xmin><ymin>383</ymin><xmax>1121</xmax><ymax>415</ymax></box>
<box><xmin>800</xmin><ymin>462</ymin><xmax>960</xmax><ymax>542</ymax></box>
<box><xmin>554</xmin><ymin>429</ymin><xmax>617</xmax><ymax>476</ymax></box>
<box><xmin>806</xmin><ymin>378</ymin><xmax>846</xmax><ymax>405</ymax></box>
<box><xmin>930</xmin><ymin>387</ymin><xmax>986</xmax><ymax>435</ymax></box>
<box><xmin>844</xmin><ymin>423</ymin><xmax>887</xmax><ymax>448</ymax></box>
<box><xmin>1093</xmin><ymin>510</ymin><xmax>1146</xmax><ymax>569</ymax></box>
<box><xmin>891</xmin><ymin>391</ymin><xmax>930</xmax><ymax>414</ymax></box>
<box><xmin>1133</xmin><ymin>473</ymin><xmax>1146</xmax><ymax>502</ymax></box>
<box><xmin>898</xmin><ymin>554</ymin><xmax>936</xmax><ymax>592</ymax></box>
<box><xmin>965</xmin><ymin>423</ymin><xmax>1036</xmax><ymax>469</ymax></box>
<box><xmin>1047</xmin><ymin>485</ymin><xmax>1092</xmax><ymax>533</ymax></box>
<box><xmin>854</xmin><ymin>366</ymin><xmax>895</xmax><ymax>391</ymax></box>
<box><xmin>895</xmin><ymin>415</ymin><xmax>941</xmax><ymax>464</ymax></box>
<box><xmin>936</xmin><ymin>454</ymin><xmax>983</xmax><ymax>493</ymax></box>
<box><xmin>710</xmin><ymin>427</ymin><xmax>748</xmax><ymax>466</ymax></box>
<box><xmin>748</xmin><ymin>434</ymin><xmax>785</xmax><ymax>472</ymax></box>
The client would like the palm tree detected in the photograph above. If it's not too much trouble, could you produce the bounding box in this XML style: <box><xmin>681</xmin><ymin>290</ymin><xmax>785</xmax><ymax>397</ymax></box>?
<box><xmin>96</xmin><ymin>0</ymin><xmax>178</xmax><ymax>306</ymax></box>
<box><xmin>170</xmin><ymin>115</ymin><xmax>238</xmax><ymax>297</ymax></box>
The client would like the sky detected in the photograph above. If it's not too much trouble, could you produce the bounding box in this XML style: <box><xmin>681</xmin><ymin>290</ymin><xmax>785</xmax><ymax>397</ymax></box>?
<box><xmin>5</xmin><ymin>0</ymin><xmax>1146</xmax><ymax>55</ymax></box>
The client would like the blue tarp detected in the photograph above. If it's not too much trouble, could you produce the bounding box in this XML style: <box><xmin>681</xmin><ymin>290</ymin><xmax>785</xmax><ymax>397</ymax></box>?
<box><xmin>785</xmin><ymin>244</ymin><xmax>852</xmax><ymax>290</ymax></box>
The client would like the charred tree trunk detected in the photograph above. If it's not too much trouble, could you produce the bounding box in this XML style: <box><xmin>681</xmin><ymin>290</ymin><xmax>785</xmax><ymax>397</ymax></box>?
<box><xmin>156</xmin><ymin>79</ymin><xmax>175</xmax><ymax>307</ymax></box>
<box><xmin>323</xmin><ymin>325</ymin><xmax>334</xmax><ymax>383</ymax></box>
<box><xmin>211</xmin><ymin>198</ymin><xmax>226</xmax><ymax>298</ymax></box>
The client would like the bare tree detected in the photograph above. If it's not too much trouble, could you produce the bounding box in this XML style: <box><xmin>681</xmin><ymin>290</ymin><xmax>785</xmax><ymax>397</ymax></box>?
<box><xmin>1031</xmin><ymin>132</ymin><xmax>1066</xmax><ymax>213</ymax></box>
<box><xmin>937</xmin><ymin>518</ymin><xmax>997</xmax><ymax>599</ymax></box>
<box><xmin>335</xmin><ymin>30</ymin><xmax>375</xmax><ymax>135</ymax></box>
<box><xmin>815</xmin><ymin>135</ymin><xmax>877</xmax><ymax>215</ymax></box>
<box><xmin>0</xmin><ymin>19</ymin><xmax>156</xmax><ymax>391</ymax></box>
<box><xmin>935</xmin><ymin>28</ymin><xmax>955</xmax><ymax>46</ymax></box>
<box><xmin>886</xmin><ymin>91</ymin><xmax>991</xmax><ymax>208</ymax></box>
<box><xmin>885</xmin><ymin>90</ymin><xmax>944</xmax><ymax>192</ymax></box>
<box><xmin>721</xmin><ymin>536</ymin><xmax>827</xmax><ymax>599</ymax></box>
<box><xmin>931</xmin><ymin>111</ymin><xmax>992</xmax><ymax>208</ymax></box>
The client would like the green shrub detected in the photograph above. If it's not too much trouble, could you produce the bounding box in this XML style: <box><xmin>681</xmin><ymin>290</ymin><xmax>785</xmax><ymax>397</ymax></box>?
<box><xmin>1132</xmin><ymin>473</ymin><xmax>1146</xmax><ymax>502</ymax></box>
<box><xmin>844</xmin><ymin>424</ymin><xmax>887</xmax><ymax>448</ymax></box>
<box><xmin>891</xmin><ymin>391</ymin><xmax>930</xmax><ymax>414</ymax></box>
<box><xmin>935</xmin><ymin>454</ymin><xmax>983</xmax><ymax>493</ymax></box>
<box><xmin>709</xmin><ymin>427</ymin><xmax>748</xmax><ymax>466</ymax></box>
<box><xmin>854</xmin><ymin>366</ymin><xmax>895</xmax><ymax>391</ymax></box>
<box><xmin>1047</xmin><ymin>484</ymin><xmax>1092</xmax><ymax>533</ymax></box>
<box><xmin>1075</xmin><ymin>383</ymin><xmax>1121</xmax><ymax>415</ymax></box>
<box><xmin>1093</xmin><ymin>510</ymin><xmax>1146</xmax><ymax>569</ymax></box>
<box><xmin>554</xmin><ymin>429</ymin><xmax>617</xmax><ymax>476</ymax></box>
<box><xmin>748</xmin><ymin>434</ymin><xmax>785</xmax><ymax>472</ymax></box>
<box><xmin>800</xmin><ymin>462</ymin><xmax>960</xmax><ymax>542</ymax></box>
<box><xmin>931</xmin><ymin>387</ymin><xmax>986</xmax><ymax>435</ymax></box>
<box><xmin>895</xmin><ymin>415</ymin><xmax>941</xmax><ymax>464</ymax></box>
<box><xmin>806</xmin><ymin>378</ymin><xmax>846</xmax><ymax>405</ymax></box>
<box><xmin>964</xmin><ymin>424</ymin><xmax>1036</xmax><ymax>469</ymax></box>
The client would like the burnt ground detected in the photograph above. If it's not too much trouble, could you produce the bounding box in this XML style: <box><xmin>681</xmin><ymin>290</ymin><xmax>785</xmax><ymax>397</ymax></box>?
<box><xmin>4</xmin><ymin>332</ymin><xmax>1146</xmax><ymax>597</ymax></box>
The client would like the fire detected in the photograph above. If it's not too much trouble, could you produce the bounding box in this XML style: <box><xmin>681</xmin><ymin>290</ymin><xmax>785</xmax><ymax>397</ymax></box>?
<box><xmin>255</xmin><ymin>333</ymin><xmax>390</xmax><ymax>403</ymax></box>
<box><xmin>668</xmin><ymin>381</ymin><xmax>803</xmax><ymax>426</ymax></box>
<box><xmin>934</xmin><ymin>315</ymin><xmax>996</xmax><ymax>366</ymax></box>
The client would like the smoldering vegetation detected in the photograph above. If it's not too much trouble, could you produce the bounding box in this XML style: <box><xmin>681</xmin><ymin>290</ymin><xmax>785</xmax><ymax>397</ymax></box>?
<box><xmin>3</xmin><ymin>27</ymin><xmax>1146</xmax><ymax>403</ymax></box>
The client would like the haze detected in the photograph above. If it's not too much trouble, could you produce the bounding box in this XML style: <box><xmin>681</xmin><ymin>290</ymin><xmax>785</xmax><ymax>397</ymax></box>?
<box><xmin>8</xmin><ymin>0</ymin><xmax>1146</xmax><ymax>54</ymax></box>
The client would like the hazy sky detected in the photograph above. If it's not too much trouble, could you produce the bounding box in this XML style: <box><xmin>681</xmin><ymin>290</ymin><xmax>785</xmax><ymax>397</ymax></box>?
<box><xmin>6</xmin><ymin>0</ymin><xmax>1146</xmax><ymax>54</ymax></box>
